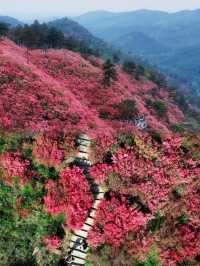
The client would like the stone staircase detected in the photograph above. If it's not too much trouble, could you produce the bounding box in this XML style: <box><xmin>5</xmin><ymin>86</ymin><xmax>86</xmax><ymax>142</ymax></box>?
<box><xmin>65</xmin><ymin>134</ymin><xmax>105</xmax><ymax>266</ymax></box>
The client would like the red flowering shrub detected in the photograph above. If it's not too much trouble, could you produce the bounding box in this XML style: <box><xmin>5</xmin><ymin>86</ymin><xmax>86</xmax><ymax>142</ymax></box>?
<box><xmin>44</xmin><ymin>236</ymin><xmax>61</xmax><ymax>250</ymax></box>
<box><xmin>89</xmin><ymin>163</ymin><xmax>110</xmax><ymax>184</ymax></box>
<box><xmin>0</xmin><ymin>152</ymin><xmax>30</xmax><ymax>185</ymax></box>
<box><xmin>45</xmin><ymin>167</ymin><xmax>93</xmax><ymax>229</ymax></box>
<box><xmin>88</xmin><ymin>196</ymin><xmax>148</xmax><ymax>247</ymax></box>
<box><xmin>33</xmin><ymin>135</ymin><xmax>64</xmax><ymax>168</ymax></box>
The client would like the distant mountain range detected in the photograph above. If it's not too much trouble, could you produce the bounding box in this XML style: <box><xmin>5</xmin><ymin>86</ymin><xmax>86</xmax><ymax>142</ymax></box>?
<box><xmin>0</xmin><ymin>15</ymin><xmax>23</xmax><ymax>27</ymax></box>
<box><xmin>75</xmin><ymin>9</ymin><xmax>200</xmax><ymax>106</ymax></box>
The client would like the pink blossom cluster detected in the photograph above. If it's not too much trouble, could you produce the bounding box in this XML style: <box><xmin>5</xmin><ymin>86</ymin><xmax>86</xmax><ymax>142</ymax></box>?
<box><xmin>33</xmin><ymin>135</ymin><xmax>64</xmax><ymax>167</ymax></box>
<box><xmin>89</xmin><ymin>163</ymin><xmax>110</xmax><ymax>184</ymax></box>
<box><xmin>0</xmin><ymin>152</ymin><xmax>30</xmax><ymax>185</ymax></box>
<box><xmin>44</xmin><ymin>236</ymin><xmax>61</xmax><ymax>250</ymax></box>
<box><xmin>88</xmin><ymin>196</ymin><xmax>147</xmax><ymax>247</ymax></box>
<box><xmin>45</xmin><ymin>167</ymin><xmax>93</xmax><ymax>229</ymax></box>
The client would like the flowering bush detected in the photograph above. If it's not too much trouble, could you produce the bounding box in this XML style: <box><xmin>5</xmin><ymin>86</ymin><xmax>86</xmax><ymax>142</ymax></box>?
<box><xmin>88</xmin><ymin>196</ymin><xmax>148</xmax><ymax>247</ymax></box>
<box><xmin>45</xmin><ymin>167</ymin><xmax>93</xmax><ymax>229</ymax></box>
<box><xmin>0</xmin><ymin>152</ymin><xmax>30</xmax><ymax>185</ymax></box>
<box><xmin>44</xmin><ymin>236</ymin><xmax>61</xmax><ymax>251</ymax></box>
<box><xmin>89</xmin><ymin>163</ymin><xmax>110</xmax><ymax>184</ymax></box>
<box><xmin>33</xmin><ymin>135</ymin><xmax>64</xmax><ymax>168</ymax></box>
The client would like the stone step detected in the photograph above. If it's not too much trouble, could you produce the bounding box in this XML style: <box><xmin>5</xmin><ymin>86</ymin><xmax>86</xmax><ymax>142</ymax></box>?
<box><xmin>85</xmin><ymin>217</ymin><xmax>95</xmax><ymax>226</ymax></box>
<box><xmin>70</xmin><ymin>255</ymin><xmax>86</xmax><ymax>265</ymax></box>
<box><xmin>89</xmin><ymin>210</ymin><xmax>96</xmax><ymax>218</ymax></box>
<box><xmin>74</xmin><ymin>229</ymin><xmax>88</xmax><ymax>238</ymax></box>
<box><xmin>82</xmin><ymin>223</ymin><xmax>92</xmax><ymax>231</ymax></box>
<box><xmin>79</xmin><ymin>145</ymin><xmax>89</xmax><ymax>153</ymax></box>
<box><xmin>79</xmin><ymin>152</ymin><xmax>89</xmax><ymax>159</ymax></box>
<box><xmin>96</xmin><ymin>193</ymin><xmax>104</xmax><ymax>200</ymax></box>
<box><xmin>93</xmin><ymin>200</ymin><xmax>101</xmax><ymax>209</ymax></box>
<box><xmin>71</xmin><ymin>234</ymin><xmax>86</xmax><ymax>243</ymax></box>
<box><xmin>77</xmin><ymin>139</ymin><xmax>91</xmax><ymax>146</ymax></box>
<box><xmin>70</xmin><ymin>249</ymin><xmax>87</xmax><ymax>259</ymax></box>
<box><xmin>98</xmin><ymin>186</ymin><xmax>105</xmax><ymax>193</ymax></box>
<box><xmin>69</xmin><ymin>241</ymin><xmax>89</xmax><ymax>252</ymax></box>
<box><xmin>78</xmin><ymin>134</ymin><xmax>90</xmax><ymax>141</ymax></box>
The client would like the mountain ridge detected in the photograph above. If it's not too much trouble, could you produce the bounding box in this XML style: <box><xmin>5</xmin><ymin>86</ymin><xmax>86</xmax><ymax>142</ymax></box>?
<box><xmin>75</xmin><ymin>9</ymin><xmax>200</xmax><ymax>106</ymax></box>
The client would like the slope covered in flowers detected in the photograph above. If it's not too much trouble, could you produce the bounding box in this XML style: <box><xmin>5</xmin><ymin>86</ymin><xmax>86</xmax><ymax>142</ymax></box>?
<box><xmin>0</xmin><ymin>39</ymin><xmax>184</xmax><ymax>138</ymax></box>
<box><xmin>0</xmin><ymin>39</ymin><xmax>199</xmax><ymax>266</ymax></box>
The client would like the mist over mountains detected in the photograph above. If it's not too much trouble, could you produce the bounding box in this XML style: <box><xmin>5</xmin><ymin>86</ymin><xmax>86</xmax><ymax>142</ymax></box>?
<box><xmin>75</xmin><ymin>9</ymin><xmax>200</xmax><ymax>106</ymax></box>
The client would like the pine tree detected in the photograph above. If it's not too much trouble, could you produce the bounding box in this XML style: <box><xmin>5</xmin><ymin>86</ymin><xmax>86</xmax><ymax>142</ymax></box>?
<box><xmin>0</xmin><ymin>23</ymin><xmax>9</xmax><ymax>38</ymax></box>
<box><xmin>103</xmin><ymin>59</ymin><xmax>117</xmax><ymax>86</ymax></box>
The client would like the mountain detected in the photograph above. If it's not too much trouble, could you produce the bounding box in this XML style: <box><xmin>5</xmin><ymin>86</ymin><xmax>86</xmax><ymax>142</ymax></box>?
<box><xmin>75</xmin><ymin>10</ymin><xmax>169</xmax><ymax>41</ymax></box>
<box><xmin>75</xmin><ymin>9</ymin><xmax>200</xmax><ymax>106</ymax></box>
<box><xmin>0</xmin><ymin>15</ymin><xmax>23</xmax><ymax>27</ymax></box>
<box><xmin>48</xmin><ymin>17</ymin><xmax>116</xmax><ymax>58</ymax></box>
<box><xmin>0</xmin><ymin>39</ymin><xmax>199</xmax><ymax>266</ymax></box>
<box><xmin>114</xmin><ymin>31</ymin><xmax>168</xmax><ymax>57</ymax></box>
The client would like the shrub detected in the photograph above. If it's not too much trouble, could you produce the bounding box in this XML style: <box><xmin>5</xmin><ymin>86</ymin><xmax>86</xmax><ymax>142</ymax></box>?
<box><xmin>144</xmin><ymin>245</ymin><xmax>162</xmax><ymax>266</ymax></box>
<box><xmin>177</xmin><ymin>214</ymin><xmax>189</xmax><ymax>225</ymax></box>
<box><xmin>0</xmin><ymin>22</ymin><xmax>9</xmax><ymax>38</ymax></box>
<box><xmin>153</xmin><ymin>101</ymin><xmax>167</xmax><ymax>117</ymax></box>
<box><xmin>150</xmin><ymin>131</ymin><xmax>162</xmax><ymax>144</ymax></box>
<box><xmin>147</xmin><ymin>212</ymin><xmax>165</xmax><ymax>232</ymax></box>
<box><xmin>135</xmin><ymin>245</ymin><xmax>162</xmax><ymax>266</ymax></box>
<box><xmin>114</xmin><ymin>99</ymin><xmax>138</xmax><ymax>120</ymax></box>
<box><xmin>123</xmin><ymin>60</ymin><xmax>136</xmax><ymax>75</ymax></box>
<box><xmin>117</xmin><ymin>133</ymin><xmax>135</xmax><ymax>147</ymax></box>
<box><xmin>171</xmin><ymin>124</ymin><xmax>185</xmax><ymax>133</ymax></box>
<box><xmin>0</xmin><ymin>133</ymin><xmax>23</xmax><ymax>154</ymax></box>
<box><xmin>0</xmin><ymin>181</ymin><xmax>62</xmax><ymax>266</ymax></box>
<box><xmin>172</xmin><ymin>187</ymin><xmax>184</xmax><ymax>199</ymax></box>
<box><xmin>103</xmin><ymin>59</ymin><xmax>117</xmax><ymax>86</ymax></box>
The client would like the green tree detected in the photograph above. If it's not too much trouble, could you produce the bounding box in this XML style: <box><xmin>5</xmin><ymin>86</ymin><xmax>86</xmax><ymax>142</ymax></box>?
<box><xmin>123</xmin><ymin>60</ymin><xmax>136</xmax><ymax>74</ymax></box>
<box><xmin>153</xmin><ymin>100</ymin><xmax>167</xmax><ymax>117</ymax></box>
<box><xmin>0</xmin><ymin>22</ymin><xmax>9</xmax><ymax>38</ymax></box>
<box><xmin>103</xmin><ymin>59</ymin><xmax>117</xmax><ymax>86</ymax></box>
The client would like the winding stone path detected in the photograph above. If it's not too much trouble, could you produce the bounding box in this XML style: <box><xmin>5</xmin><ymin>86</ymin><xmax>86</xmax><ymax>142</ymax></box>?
<box><xmin>65</xmin><ymin>134</ymin><xmax>105</xmax><ymax>266</ymax></box>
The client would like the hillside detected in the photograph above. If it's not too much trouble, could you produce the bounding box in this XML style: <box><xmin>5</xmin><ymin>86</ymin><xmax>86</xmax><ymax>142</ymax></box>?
<box><xmin>0</xmin><ymin>15</ymin><xmax>23</xmax><ymax>27</ymax></box>
<box><xmin>0</xmin><ymin>39</ymin><xmax>199</xmax><ymax>266</ymax></box>
<box><xmin>114</xmin><ymin>31</ymin><xmax>168</xmax><ymax>57</ymax></box>
<box><xmin>75</xmin><ymin>9</ymin><xmax>200</xmax><ymax>106</ymax></box>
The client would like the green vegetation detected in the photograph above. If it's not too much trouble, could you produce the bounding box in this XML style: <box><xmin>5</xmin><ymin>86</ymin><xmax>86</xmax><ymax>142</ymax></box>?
<box><xmin>114</xmin><ymin>99</ymin><xmax>138</xmax><ymax>120</ymax></box>
<box><xmin>0</xmin><ymin>133</ymin><xmax>23</xmax><ymax>154</ymax></box>
<box><xmin>171</xmin><ymin>124</ymin><xmax>185</xmax><ymax>133</ymax></box>
<box><xmin>9</xmin><ymin>20</ymin><xmax>98</xmax><ymax>55</ymax></box>
<box><xmin>117</xmin><ymin>133</ymin><xmax>136</xmax><ymax>147</ymax></box>
<box><xmin>147</xmin><ymin>212</ymin><xmax>165</xmax><ymax>232</ymax></box>
<box><xmin>152</xmin><ymin>101</ymin><xmax>167</xmax><ymax>118</ymax></box>
<box><xmin>123</xmin><ymin>60</ymin><xmax>136</xmax><ymax>74</ymax></box>
<box><xmin>103</xmin><ymin>59</ymin><xmax>117</xmax><ymax>86</ymax></box>
<box><xmin>172</xmin><ymin>186</ymin><xmax>184</xmax><ymax>199</ymax></box>
<box><xmin>0</xmin><ymin>22</ymin><xmax>9</xmax><ymax>38</ymax></box>
<box><xmin>135</xmin><ymin>245</ymin><xmax>162</xmax><ymax>266</ymax></box>
<box><xmin>177</xmin><ymin>214</ymin><xmax>190</xmax><ymax>225</ymax></box>
<box><xmin>0</xmin><ymin>181</ymin><xmax>64</xmax><ymax>266</ymax></box>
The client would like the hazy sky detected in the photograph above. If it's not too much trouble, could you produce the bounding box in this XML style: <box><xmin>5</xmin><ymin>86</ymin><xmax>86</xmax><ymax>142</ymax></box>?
<box><xmin>0</xmin><ymin>0</ymin><xmax>200</xmax><ymax>21</ymax></box>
